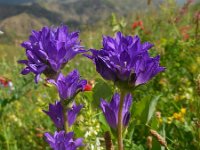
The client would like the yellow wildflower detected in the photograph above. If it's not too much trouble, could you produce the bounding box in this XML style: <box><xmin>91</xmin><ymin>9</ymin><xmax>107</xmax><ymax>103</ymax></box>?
<box><xmin>180</xmin><ymin>108</ymin><xmax>186</xmax><ymax>115</ymax></box>
<box><xmin>167</xmin><ymin>117</ymin><xmax>173</xmax><ymax>124</ymax></box>
<box><xmin>173</xmin><ymin>113</ymin><xmax>179</xmax><ymax>119</ymax></box>
<box><xmin>159</xmin><ymin>118</ymin><xmax>163</xmax><ymax>124</ymax></box>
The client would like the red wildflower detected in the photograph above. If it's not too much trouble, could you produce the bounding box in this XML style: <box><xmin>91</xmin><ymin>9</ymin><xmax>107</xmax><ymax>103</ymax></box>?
<box><xmin>84</xmin><ymin>84</ymin><xmax>92</xmax><ymax>91</ymax></box>
<box><xmin>132</xmin><ymin>20</ymin><xmax>144</xmax><ymax>30</ymax></box>
<box><xmin>180</xmin><ymin>26</ymin><xmax>191</xmax><ymax>41</ymax></box>
<box><xmin>0</xmin><ymin>76</ymin><xmax>10</xmax><ymax>87</ymax></box>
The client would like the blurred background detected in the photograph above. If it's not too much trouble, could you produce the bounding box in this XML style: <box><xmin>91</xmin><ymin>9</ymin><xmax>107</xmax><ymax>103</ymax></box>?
<box><xmin>0</xmin><ymin>0</ymin><xmax>200</xmax><ymax>150</ymax></box>
<box><xmin>0</xmin><ymin>0</ymin><xmax>196</xmax><ymax>60</ymax></box>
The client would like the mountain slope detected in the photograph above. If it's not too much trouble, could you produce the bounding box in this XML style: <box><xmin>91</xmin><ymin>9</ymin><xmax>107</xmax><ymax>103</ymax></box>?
<box><xmin>41</xmin><ymin>0</ymin><xmax>116</xmax><ymax>25</ymax></box>
<box><xmin>0</xmin><ymin>13</ymin><xmax>49</xmax><ymax>37</ymax></box>
<box><xmin>0</xmin><ymin>0</ymin><xmax>163</xmax><ymax>40</ymax></box>
<box><xmin>0</xmin><ymin>3</ymin><xmax>61</xmax><ymax>23</ymax></box>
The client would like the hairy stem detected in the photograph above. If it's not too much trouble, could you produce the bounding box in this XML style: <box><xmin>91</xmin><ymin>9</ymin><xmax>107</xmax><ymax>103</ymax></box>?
<box><xmin>117</xmin><ymin>90</ymin><xmax>126</xmax><ymax>150</ymax></box>
<box><xmin>61</xmin><ymin>101</ymin><xmax>68</xmax><ymax>132</ymax></box>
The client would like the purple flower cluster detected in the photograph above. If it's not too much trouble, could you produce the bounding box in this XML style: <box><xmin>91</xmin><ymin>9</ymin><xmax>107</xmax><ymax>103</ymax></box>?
<box><xmin>44</xmin><ymin>131</ymin><xmax>83</xmax><ymax>150</ymax></box>
<box><xmin>19</xmin><ymin>25</ymin><xmax>165</xmax><ymax>150</ymax></box>
<box><xmin>19</xmin><ymin>25</ymin><xmax>84</xmax><ymax>83</ymax></box>
<box><xmin>88</xmin><ymin>32</ymin><xmax>165</xmax><ymax>89</ymax></box>
<box><xmin>49</xmin><ymin>70</ymin><xmax>87</xmax><ymax>100</ymax></box>
<box><xmin>43</xmin><ymin>70</ymin><xmax>85</xmax><ymax>149</ymax></box>
<box><xmin>19</xmin><ymin>25</ymin><xmax>87</xmax><ymax>150</ymax></box>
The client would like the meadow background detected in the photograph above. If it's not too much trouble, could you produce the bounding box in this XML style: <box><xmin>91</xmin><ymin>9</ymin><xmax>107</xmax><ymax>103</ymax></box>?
<box><xmin>0</xmin><ymin>0</ymin><xmax>200</xmax><ymax>149</ymax></box>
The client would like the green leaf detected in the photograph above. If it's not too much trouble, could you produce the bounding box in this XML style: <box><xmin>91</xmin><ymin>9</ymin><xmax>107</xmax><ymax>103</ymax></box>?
<box><xmin>132</xmin><ymin>96</ymin><xmax>150</xmax><ymax>124</ymax></box>
<box><xmin>147</xmin><ymin>95</ymin><xmax>161</xmax><ymax>124</ymax></box>
<box><xmin>132</xmin><ymin>96</ymin><xmax>149</xmax><ymax>118</ymax></box>
<box><xmin>98</xmin><ymin>112</ymin><xmax>110</xmax><ymax>132</ymax></box>
<box><xmin>82</xmin><ymin>91</ymin><xmax>93</xmax><ymax>102</ymax></box>
<box><xmin>92</xmin><ymin>78</ymin><xmax>113</xmax><ymax>107</ymax></box>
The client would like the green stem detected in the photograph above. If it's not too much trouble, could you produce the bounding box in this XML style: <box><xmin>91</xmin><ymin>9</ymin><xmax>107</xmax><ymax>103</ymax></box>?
<box><xmin>172</xmin><ymin>21</ymin><xmax>180</xmax><ymax>37</ymax></box>
<box><xmin>166</xmin><ymin>146</ymin><xmax>170</xmax><ymax>150</ymax></box>
<box><xmin>117</xmin><ymin>90</ymin><xmax>126</xmax><ymax>150</ymax></box>
<box><xmin>61</xmin><ymin>101</ymin><xmax>68</xmax><ymax>132</ymax></box>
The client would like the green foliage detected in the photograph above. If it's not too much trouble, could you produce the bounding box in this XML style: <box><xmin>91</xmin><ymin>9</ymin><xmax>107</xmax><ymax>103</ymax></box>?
<box><xmin>93</xmin><ymin>78</ymin><xmax>113</xmax><ymax>107</ymax></box>
<box><xmin>110</xmin><ymin>13</ymin><xmax>127</xmax><ymax>32</ymax></box>
<box><xmin>147</xmin><ymin>95</ymin><xmax>162</xmax><ymax>124</ymax></box>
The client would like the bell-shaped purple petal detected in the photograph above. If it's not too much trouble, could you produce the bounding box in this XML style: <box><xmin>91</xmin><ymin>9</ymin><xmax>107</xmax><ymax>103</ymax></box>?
<box><xmin>44</xmin><ymin>132</ymin><xmax>56</xmax><ymax>148</ymax></box>
<box><xmin>68</xmin><ymin>103</ymin><xmax>83</xmax><ymax>127</ymax></box>
<box><xmin>18</xmin><ymin>25</ymin><xmax>85</xmax><ymax>83</ymax></box>
<box><xmin>100</xmin><ymin>93</ymin><xmax>132</xmax><ymax>129</ymax></box>
<box><xmin>43</xmin><ymin>101</ymin><xmax>83</xmax><ymax>129</ymax></box>
<box><xmin>43</xmin><ymin>101</ymin><xmax>64</xmax><ymax>129</ymax></box>
<box><xmin>87</xmin><ymin>32</ymin><xmax>165</xmax><ymax>89</ymax></box>
<box><xmin>135</xmin><ymin>55</ymin><xmax>165</xmax><ymax>86</ymax></box>
<box><xmin>49</xmin><ymin>70</ymin><xmax>87</xmax><ymax>100</ymax></box>
<box><xmin>44</xmin><ymin>131</ymin><xmax>83</xmax><ymax>150</ymax></box>
<box><xmin>74</xmin><ymin>138</ymin><xmax>84</xmax><ymax>147</ymax></box>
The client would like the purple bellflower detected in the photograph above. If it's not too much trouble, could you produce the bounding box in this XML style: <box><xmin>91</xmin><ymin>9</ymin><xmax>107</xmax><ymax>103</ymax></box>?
<box><xmin>43</xmin><ymin>101</ymin><xmax>63</xmax><ymax>129</ymax></box>
<box><xmin>18</xmin><ymin>25</ymin><xmax>84</xmax><ymax>83</ymax></box>
<box><xmin>100</xmin><ymin>93</ymin><xmax>132</xmax><ymax>129</ymax></box>
<box><xmin>87</xmin><ymin>32</ymin><xmax>165</xmax><ymax>89</ymax></box>
<box><xmin>67</xmin><ymin>103</ymin><xmax>83</xmax><ymax>127</ymax></box>
<box><xmin>43</xmin><ymin>101</ymin><xmax>83</xmax><ymax>129</ymax></box>
<box><xmin>49</xmin><ymin>70</ymin><xmax>87</xmax><ymax>100</ymax></box>
<box><xmin>44</xmin><ymin>131</ymin><xmax>83</xmax><ymax>150</ymax></box>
